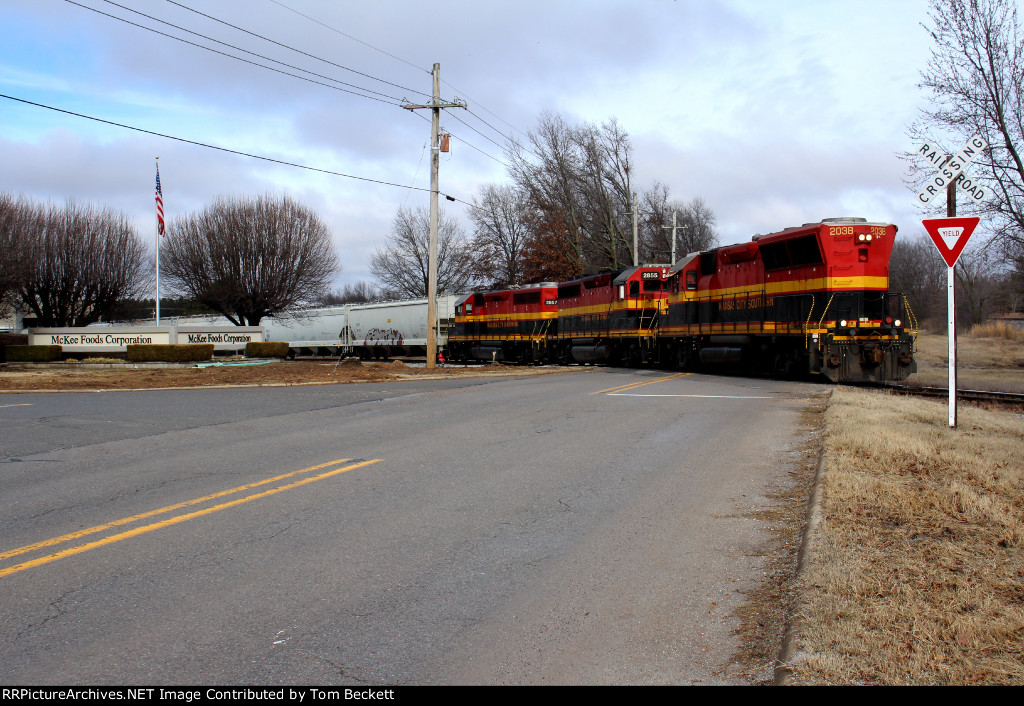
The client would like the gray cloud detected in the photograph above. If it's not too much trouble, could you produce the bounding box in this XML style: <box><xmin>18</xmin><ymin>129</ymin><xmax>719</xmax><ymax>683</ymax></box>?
<box><xmin>1</xmin><ymin>0</ymin><xmax>937</xmax><ymax>288</ymax></box>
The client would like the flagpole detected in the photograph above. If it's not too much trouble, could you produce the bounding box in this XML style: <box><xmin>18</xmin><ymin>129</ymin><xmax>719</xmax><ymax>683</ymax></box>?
<box><xmin>155</xmin><ymin>157</ymin><xmax>162</xmax><ymax>325</ymax></box>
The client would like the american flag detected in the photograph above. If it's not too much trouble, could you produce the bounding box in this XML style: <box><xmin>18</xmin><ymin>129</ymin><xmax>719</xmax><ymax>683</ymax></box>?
<box><xmin>155</xmin><ymin>163</ymin><xmax>165</xmax><ymax>236</ymax></box>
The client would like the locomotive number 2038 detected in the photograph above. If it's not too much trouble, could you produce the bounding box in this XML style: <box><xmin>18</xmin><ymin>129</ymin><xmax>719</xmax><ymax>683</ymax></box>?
<box><xmin>830</xmin><ymin>225</ymin><xmax>888</xmax><ymax>238</ymax></box>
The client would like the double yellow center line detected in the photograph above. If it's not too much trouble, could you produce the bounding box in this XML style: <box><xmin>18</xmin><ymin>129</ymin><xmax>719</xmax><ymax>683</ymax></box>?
<box><xmin>0</xmin><ymin>457</ymin><xmax>381</xmax><ymax>579</ymax></box>
<box><xmin>589</xmin><ymin>372</ymin><xmax>691</xmax><ymax>396</ymax></box>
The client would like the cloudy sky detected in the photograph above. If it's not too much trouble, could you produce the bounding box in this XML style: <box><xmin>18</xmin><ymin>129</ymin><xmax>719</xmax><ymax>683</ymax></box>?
<box><xmin>1</xmin><ymin>0</ymin><xmax>949</xmax><ymax>289</ymax></box>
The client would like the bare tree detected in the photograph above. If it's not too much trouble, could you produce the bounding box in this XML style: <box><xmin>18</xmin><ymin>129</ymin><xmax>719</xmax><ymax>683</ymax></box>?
<box><xmin>639</xmin><ymin>186</ymin><xmax>719</xmax><ymax>263</ymax></box>
<box><xmin>469</xmin><ymin>184</ymin><xmax>531</xmax><ymax>287</ymax></box>
<box><xmin>1005</xmin><ymin>241</ymin><xmax>1024</xmax><ymax>311</ymax></box>
<box><xmin>370</xmin><ymin>206</ymin><xmax>477</xmax><ymax>297</ymax></box>
<box><xmin>576</xmin><ymin>119</ymin><xmax>635</xmax><ymax>268</ymax></box>
<box><xmin>162</xmin><ymin>194</ymin><xmax>339</xmax><ymax>326</ymax></box>
<box><xmin>521</xmin><ymin>207</ymin><xmax>581</xmax><ymax>283</ymax></box>
<box><xmin>318</xmin><ymin>281</ymin><xmax>380</xmax><ymax>305</ymax></box>
<box><xmin>14</xmin><ymin>198</ymin><xmax>151</xmax><ymax>327</ymax></box>
<box><xmin>0</xmin><ymin>192</ymin><xmax>32</xmax><ymax>317</ymax></box>
<box><xmin>507</xmin><ymin>112</ymin><xmax>586</xmax><ymax>274</ymax></box>
<box><xmin>910</xmin><ymin>0</ymin><xmax>1024</xmax><ymax>247</ymax></box>
<box><xmin>507</xmin><ymin>112</ymin><xmax>718</xmax><ymax>274</ymax></box>
<box><xmin>955</xmin><ymin>240</ymin><xmax>1003</xmax><ymax>326</ymax></box>
<box><xmin>507</xmin><ymin>113</ymin><xmax>639</xmax><ymax>272</ymax></box>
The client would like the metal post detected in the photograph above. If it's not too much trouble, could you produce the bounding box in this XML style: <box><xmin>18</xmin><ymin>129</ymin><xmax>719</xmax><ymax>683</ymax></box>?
<box><xmin>947</xmin><ymin>180</ymin><xmax>957</xmax><ymax>428</ymax></box>
<box><xmin>947</xmin><ymin>265</ymin><xmax>957</xmax><ymax>428</ymax></box>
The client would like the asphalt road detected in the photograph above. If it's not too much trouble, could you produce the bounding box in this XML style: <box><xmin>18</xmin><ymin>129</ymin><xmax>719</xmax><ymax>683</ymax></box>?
<box><xmin>0</xmin><ymin>369</ymin><xmax>827</xmax><ymax>685</ymax></box>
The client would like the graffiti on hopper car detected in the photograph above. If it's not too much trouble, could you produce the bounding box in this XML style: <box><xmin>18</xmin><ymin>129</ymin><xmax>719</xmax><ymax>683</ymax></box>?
<box><xmin>363</xmin><ymin>328</ymin><xmax>404</xmax><ymax>346</ymax></box>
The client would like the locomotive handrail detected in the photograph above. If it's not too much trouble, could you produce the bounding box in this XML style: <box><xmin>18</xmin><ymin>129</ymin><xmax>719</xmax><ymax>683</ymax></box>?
<box><xmin>804</xmin><ymin>294</ymin><xmax>816</xmax><ymax>349</ymax></box>
<box><xmin>817</xmin><ymin>293</ymin><xmax>836</xmax><ymax>351</ymax></box>
<box><xmin>902</xmin><ymin>294</ymin><xmax>919</xmax><ymax>333</ymax></box>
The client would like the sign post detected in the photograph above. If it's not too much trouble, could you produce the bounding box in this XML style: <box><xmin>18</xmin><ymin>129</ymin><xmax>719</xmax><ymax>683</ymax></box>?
<box><xmin>915</xmin><ymin>134</ymin><xmax>988</xmax><ymax>429</ymax></box>
<box><xmin>921</xmin><ymin>217</ymin><xmax>980</xmax><ymax>429</ymax></box>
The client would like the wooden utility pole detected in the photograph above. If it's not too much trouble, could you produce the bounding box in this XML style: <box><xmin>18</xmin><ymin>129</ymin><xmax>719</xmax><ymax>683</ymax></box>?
<box><xmin>403</xmin><ymin>63</ymin><xmax>465</xmax><ymax>368</ymax></box>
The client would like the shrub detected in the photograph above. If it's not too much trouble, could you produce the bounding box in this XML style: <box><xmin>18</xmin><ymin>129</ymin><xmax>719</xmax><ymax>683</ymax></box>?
<box><xmin>126</xmin><ymin>344</ymin><xmax>214</xmax><ymax>362</ymax></box>
<box><xmin>245</xmin><ymin>341</ymin><xmax>290</xmax><ymax>358</ymax></box>
<box><xmin>4</xmin><ymin>345</ymin><xmax>62</xmax><ymax>362</ymax></box>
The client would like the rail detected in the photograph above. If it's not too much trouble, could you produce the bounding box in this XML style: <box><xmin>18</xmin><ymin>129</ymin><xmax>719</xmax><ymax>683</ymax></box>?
<box><xmin>871</xmin><ymin>382</ymin><xmax>1024</xmax><ymax>407</ymax></box>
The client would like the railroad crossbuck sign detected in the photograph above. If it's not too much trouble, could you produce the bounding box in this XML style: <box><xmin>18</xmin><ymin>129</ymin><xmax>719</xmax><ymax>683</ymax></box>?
<box><xmin>922</xmin><ymin>217</ymin><xmax>980</xmax><ymax>268</ymax></box>
<box><xmin>916</xmin><ymin>135</ymin><xmax>989</xmax><ymax>205</ymax></box>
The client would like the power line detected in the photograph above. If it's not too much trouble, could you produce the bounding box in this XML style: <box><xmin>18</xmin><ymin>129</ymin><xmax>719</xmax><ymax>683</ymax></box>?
<box><xmin>95</xmin><ymin>0</ymin><xmax>407</xmax><ymax>102</ymax></box>
<box><xmin>67</xmin><ymin>1</ymin><xmax>404</xmax><ymax>106</ymax></box>
<box><xmin>446</xmin><ymin>112</ymin><xmax>511</xmax><ymax>165</ymax></box>
<box><xmin>165</xmin><ymin>0</ymin><xmax>528</xmax><ymax>168</ymax></box>
<box><xmin>442</xmin><ymin>78</ymin><xmax>531</xmax><ymax>142</ymax></box>
<box><xmin>266</xmin><ymin>0</ymin><xmax>428</xmax><ymax>75</ymax></box>
<box><xmin>166</xmin><ymin>0</ymin><xmax>430</xmax><ymax>99</ymax></box>
<box><xmin>67</xmin><ymin>2</ymin><xmax>511</xmax><ymax>164</ymax></box>
<box><xmin>0</xmin><ymin>93</ymin><xmax>443</xmax><ymax>195</ymax></box>
<box><xmin>262</xmin><ymin>0</ymin><xmax>533</xmax><ymax>158</ymax></box>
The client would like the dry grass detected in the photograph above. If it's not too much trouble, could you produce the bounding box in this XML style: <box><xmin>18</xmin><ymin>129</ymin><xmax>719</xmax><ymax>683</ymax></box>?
<box><xmin>785</xmin><ymin>388</ymin><xmax>1024</xmax><ymax>685</ymax></box>
<box><xmin>908</xmin><ymin>332</ymin><xmax>1024</xmax><ymax>393</ymax></box>
<box><xmin>970</xmin><ymin>322</ymin><xmax>1024</xmax><ymax>342</ymax></box>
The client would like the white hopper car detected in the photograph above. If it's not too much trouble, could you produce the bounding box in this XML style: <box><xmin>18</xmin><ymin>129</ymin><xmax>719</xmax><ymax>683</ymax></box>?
<box><xmin>174</xmin><ymin>296</ymin><xmax>459</xmax><ymax>359</ymax></box>
<box><xmin>340</xmin><ymin>295</ymin><xmax>459</xmax><ymax>359</ymax></box>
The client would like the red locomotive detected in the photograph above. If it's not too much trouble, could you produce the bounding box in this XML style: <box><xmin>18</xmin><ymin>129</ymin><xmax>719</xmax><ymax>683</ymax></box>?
<box><xmin>661</xmin><ymin>217</ymin><xmax>916</xmax><ymax>382</ymax></box>
<box><xmin>449</xmin><ymin>218</ymin><xmax>917</xmax><ymax>383</ymax></box>
<box><xmin>449</xmin><ymin>282</ymin><xmax>559</xmax><ymax>363</ymax></box>
<box><xmin>551</xmin><ymin>265</ymin><xmax>669</xmax><ymax>365</ymax></box>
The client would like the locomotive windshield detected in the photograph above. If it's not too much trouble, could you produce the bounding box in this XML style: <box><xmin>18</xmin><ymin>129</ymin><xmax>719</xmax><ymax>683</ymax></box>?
<box><xmin>760</xmin><ymin>235</ymin><xmax>823</xmax><ymax>269</ymax></box>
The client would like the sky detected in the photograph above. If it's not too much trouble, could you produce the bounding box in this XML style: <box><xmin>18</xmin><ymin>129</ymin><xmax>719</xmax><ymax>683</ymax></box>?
<box><xmin>0</xmin><ymin>0</ymin><xmax>954</xmax><ymax>290</ymax></box>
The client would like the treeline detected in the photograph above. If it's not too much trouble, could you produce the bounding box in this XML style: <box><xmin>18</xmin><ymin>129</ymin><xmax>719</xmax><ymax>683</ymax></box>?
<box><xmin>0</xmin><ymin>193</ymin><xmax>340</xmax><ymax>328</ymax></box>
<box><xmin>891</xmin><ymin>235</ymin><xmax>1023</xmax><ymax>331</ymax></box>
<box><xmin>371</xmin><ymin>112</ymin><xmax>719</xmax><ymax>297</ymax></box>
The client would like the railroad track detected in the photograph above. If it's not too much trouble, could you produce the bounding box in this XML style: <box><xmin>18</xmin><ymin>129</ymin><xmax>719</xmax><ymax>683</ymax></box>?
<box><xmin>876</xmin><ymin>382</ymin><xmax>1024</xmax><ymax>406</ymax></box>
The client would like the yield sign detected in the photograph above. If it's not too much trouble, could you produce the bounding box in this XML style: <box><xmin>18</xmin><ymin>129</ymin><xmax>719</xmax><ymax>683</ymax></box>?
<box><xmin>922</xmin><ymin>217</ymin><xmax>980</xmax><ymax>267</ymax></box>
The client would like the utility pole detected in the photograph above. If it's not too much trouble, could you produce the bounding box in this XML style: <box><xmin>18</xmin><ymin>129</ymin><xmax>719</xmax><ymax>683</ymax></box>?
<box><xmin>631</xmin><ymin>191</ymin><xmax>639</xmax><ymax>267</ymax></box>
<box><xmin>662</xmin><ymin>212</ymin><xmax>690</xmax><ymax>267</ymax></box>
<box><xmin>663</xmin><ymin>209</ymin><xmax>678</xmax><ymax>265</ymax></box>
<box><xmin>402</xmin><ymin>63</ymin><xmax>465</xmax><ymax>369</ymax></box>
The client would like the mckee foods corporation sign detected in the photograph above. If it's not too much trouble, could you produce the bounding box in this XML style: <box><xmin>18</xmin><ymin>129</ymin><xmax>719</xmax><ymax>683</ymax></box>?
<box><xmin>32</xmin><ymin>328</ymin><xmax>173</xmax><ymax>351</ymax></box>
<box><xmin>29</xmin><ymin>326</ymin><xmax>264</xmax><ymax>352</ymax></box>
<box><xmin>177</xmin><ymin>327</ymin><xmax>265</xmax><ymax>348</ymax></box>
